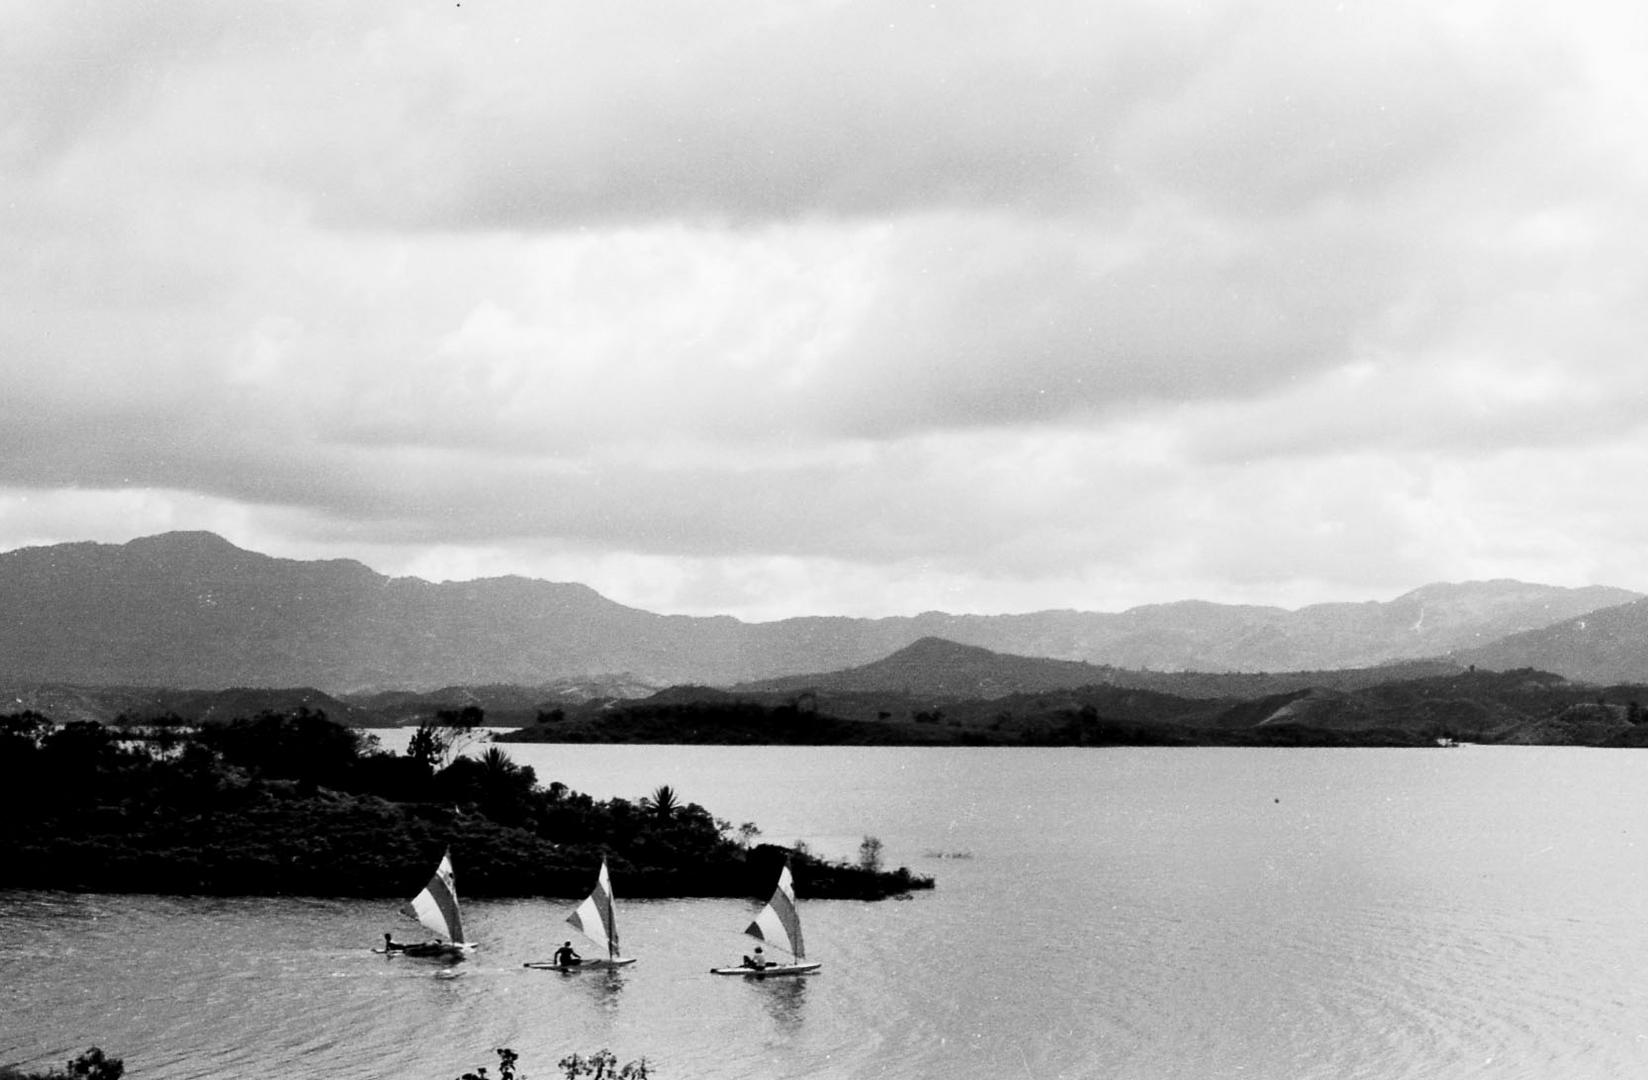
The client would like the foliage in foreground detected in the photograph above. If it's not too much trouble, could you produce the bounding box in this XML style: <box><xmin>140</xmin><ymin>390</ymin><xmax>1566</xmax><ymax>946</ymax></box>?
<box><xmin>458</xmin><ymin>1047</ymin><xmax>650</xmax><ymax>1080</ymax></box>
<box><xmin>0</xmin><ymin>1047</ymin><xmax>123</xmax><ymax>1080</ymax></box>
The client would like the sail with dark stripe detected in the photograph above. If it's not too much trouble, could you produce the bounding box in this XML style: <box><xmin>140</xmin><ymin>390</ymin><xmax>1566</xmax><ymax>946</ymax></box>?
<box><xmin>404</xmin><ymin>849</ymin><xmax>466</xmax><ymax>945</ymax></box>
<box><xmin>745</xmin><ymin>863</ymin><xmax>805</xmax><ymax>960</ymax></box>
<box><xmin>567</xmin><ymin>859</ymin><xmax>621</xmax><ymax>960</ymax></box>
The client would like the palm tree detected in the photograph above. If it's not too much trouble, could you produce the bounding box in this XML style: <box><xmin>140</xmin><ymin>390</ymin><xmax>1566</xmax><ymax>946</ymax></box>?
<box><xmin>479</xmin><ymin>745</ymin><xmax>516</xmax><ymax>776</ymax></box>
<box><xmin>641</xmin><ymin>784</ymin><xmax>679</xmax><ymax>820</ymax></box>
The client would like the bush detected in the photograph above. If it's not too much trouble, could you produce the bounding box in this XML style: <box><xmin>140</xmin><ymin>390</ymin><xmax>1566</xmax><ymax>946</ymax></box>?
<box><xmin>1</xmin><ymin>1047</ymin><xmax>124</xmax><ymax>1080</ymax></box>
<box><xmin>557</xmin><ymin>1050</ymin><xmax>650</xmax><ymax>1079</ymax></box>
<box><xmin>0</xmin><ymin>704</ymin><xmax>933</xmax><ymax>901</ymax></box>
<box><xmin>456</xmin><ymin>1047</ymin><xmax>650</xmax><ymax>1080</ymax></box>
<box><xmin>197</xmin><ymin>707</ymin><xmax>361</xmax><ymax>786</ymax></box>
<box><xmin>857</xmin><ymin>835</ymin><xmax>883</xmax><ymax>872</ymax></box>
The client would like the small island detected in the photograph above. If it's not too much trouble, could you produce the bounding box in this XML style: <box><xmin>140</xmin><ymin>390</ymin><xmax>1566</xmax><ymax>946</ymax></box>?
<box><xmin>0</xmin><ymin>708</ymin><xmax>931</xmax><ymax>901</ymax></box>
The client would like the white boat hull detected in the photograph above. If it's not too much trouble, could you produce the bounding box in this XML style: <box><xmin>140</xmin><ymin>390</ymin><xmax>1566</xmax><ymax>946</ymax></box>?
<box><xmin>710</xmin><ymin>962</ymin><xmax>821</xmax><ymax>977</ymax></box>
<box><xmin>523</xmin><ymin>957</ymin><xmax>638</xmax><ymax>970</ymax></box>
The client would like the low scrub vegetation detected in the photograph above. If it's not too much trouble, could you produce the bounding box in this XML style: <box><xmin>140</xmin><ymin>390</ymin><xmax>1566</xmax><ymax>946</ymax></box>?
<box><xmin>0</xmin><ymin>1048</ymin><xmax>123</xmax><ymax>1080</ymax></box>
<box><xmin>457</xmin><ymin>1047</ymin><xmax>651</xmax><ymax>1080</ymax></box>
<box><xmin>0</xmin><ymin>708</ymin><xmax>931</xmax><ymax>900</ymax></box>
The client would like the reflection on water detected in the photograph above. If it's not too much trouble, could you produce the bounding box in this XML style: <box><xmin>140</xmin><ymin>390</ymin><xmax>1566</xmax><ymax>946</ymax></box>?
<box><xmin>566</xmin><ymin>966</ymin><xmax>628</xmax><ymax>1011</ymax></box>
<box><xmin>10</xmin><ymin>746</ymin><xmax>1648</xmax><ymax>1079</ymax></box>
<box><xmin>749</xmin><ymin>973</ymin><xmax>809</xmax><ymax>1027</ymax></box>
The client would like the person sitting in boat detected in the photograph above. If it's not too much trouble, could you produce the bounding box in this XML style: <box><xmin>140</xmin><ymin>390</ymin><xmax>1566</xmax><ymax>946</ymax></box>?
<box><xmin>743</xmin><ymin>947</ymin><xmax>767</xmax><ymax>970</ymax></box>
<box><xmin>386</xmin><ymin>933</ymin><xmax>448</xmax><ymax>956</ymax></box>
<box><xmin>553</xmin><ymin>941</ymin><xmax>582</xmax><ymax>967</ymax></box>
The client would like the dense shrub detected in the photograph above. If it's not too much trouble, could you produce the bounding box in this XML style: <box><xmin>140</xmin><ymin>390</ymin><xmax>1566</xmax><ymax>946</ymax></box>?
<box><xmin>197</xmin><ymin>707</ymin><xmax>363</xmax><ymax>787</ymax></box>
<box><xmin>457</xmin><ymin>1047</ymin><xmax>650</xmax><ymax>1080</ymax></box>
<box><xmin>0</xmin><ymin>1047</ymin><xmax>123</xmax><ymax>1080</ymax></box>
<box><xmin>0</xmin><ymin>709</ymin><xmax>933</xmax><ymax>900</ymax></box>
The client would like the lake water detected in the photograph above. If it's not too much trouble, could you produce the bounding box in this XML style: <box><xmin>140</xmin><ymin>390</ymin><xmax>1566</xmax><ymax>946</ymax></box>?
<box><xmin>8</xmin><ymin>744</ymin><xmax>1648</xmax><ymax>1080</ymax></box>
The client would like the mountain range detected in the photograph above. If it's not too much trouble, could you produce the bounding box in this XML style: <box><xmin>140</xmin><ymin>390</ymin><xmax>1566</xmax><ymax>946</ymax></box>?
<box><xmin>3</xmin><ymin>531</ymin><xmax>1646</xmax><ymax>693</ymax></box>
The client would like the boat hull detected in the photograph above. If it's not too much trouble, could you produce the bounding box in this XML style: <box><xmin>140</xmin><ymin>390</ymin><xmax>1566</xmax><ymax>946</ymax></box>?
<box><xmin>523</xmin><ymin>957</ymin><xmax>638</xmax><ymax>970</ymax></box>
<box><xmin>710</xmin><ymin>962</ymin><xmax>821</xmax><ymax>977</ymax></box>
<box><xmin>374</xmin><ymin>942</ymin><xmax>474</xmax><ymax>958</ymax></box>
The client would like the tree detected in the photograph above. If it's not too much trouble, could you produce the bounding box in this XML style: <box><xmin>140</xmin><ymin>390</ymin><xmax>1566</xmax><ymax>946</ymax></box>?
<box><xmin>434</xmin><ymin>745</ymin><xmax>538</xmax><ymax>826</ymax></box>
<box><xmin>858</xmin><ymin>835</ymin><xmax>884</xmax><ymax>873</ymax></box>
<box><xmin>478</xmin><ymin>745</ymin><xmax>519</xmax><ymax>782</ymax></box>
<box><xmin>0</xmin><ymin>710</ymin><xmax>51</xmax><ymax>752</ymax></box>
<box><xmin>146</xmin><ymin>712</ymin><xmax>190</xmax><ymax>757</ymax></box>
<box><xmin>457</xmin><ymin>1047</ymin><xmax>520</xmax><ymax>1080</ymax></box>
<box><xmin>196</xmin><ymin>707</ymin><xmax>360</xmax><ymax>786</ymax></box>
<box><xmin>640</xmin><ymin>784</ymin><xmax>679</xmax><ymax>820</ymax></box>
<box><xmin>408</xmin><ymin>706</ymin><xmax>484</xmax><ymax>769</ymax></box>
<box><xmin>41</xmin><ymin>721</ymin><xmax>121</xmax><ymax>772</ymax></box>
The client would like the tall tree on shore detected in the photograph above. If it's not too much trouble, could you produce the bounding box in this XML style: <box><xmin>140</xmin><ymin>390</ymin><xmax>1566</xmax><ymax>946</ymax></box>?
<box><xmin>408</xmin><ymin>706</ymin><xmax>484</xmax><ymax>768</ymax></box>
<box><xmin>641</xmin><ymin>784</ymin><xmax>679</xmax><ymax>820</ymax></box>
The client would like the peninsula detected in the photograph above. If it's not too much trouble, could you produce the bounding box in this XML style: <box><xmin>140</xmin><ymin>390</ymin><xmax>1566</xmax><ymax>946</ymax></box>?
<box><xmin>0</xmin><ymin>707</ymin><xmax>930</xmax><ymax>901</ymax></box>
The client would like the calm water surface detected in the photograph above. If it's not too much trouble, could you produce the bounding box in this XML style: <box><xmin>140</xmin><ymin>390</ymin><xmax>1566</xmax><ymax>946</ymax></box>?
<box><xmin>8</xmin><ymin>745</ymin><xmax>1648</xmax><ymax>1080</ymax></box>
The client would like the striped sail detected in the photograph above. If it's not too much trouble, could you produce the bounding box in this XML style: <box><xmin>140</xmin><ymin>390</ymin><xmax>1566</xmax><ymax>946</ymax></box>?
<box><xmin>567</xmin><ymin>859</ymin><xmax>620</xmax><ymax>959</ymax></box>
<box><xmin>404</xmin><ymin>850</ymin><xmax>466</xmax><ymax>944</ymax></box>
<box><xmin>744</xmin><ymin>863</ymin><xmax>805</xmax><ymax>960</ymax></box>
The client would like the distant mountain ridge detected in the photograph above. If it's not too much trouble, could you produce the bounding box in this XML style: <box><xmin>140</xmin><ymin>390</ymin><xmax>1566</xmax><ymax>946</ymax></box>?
<box><xmin>741</xmin><ymin>636</ymin><xmax>1117</xmax><ymax>699</ymax></box>
<box><xmin>737</xmin><ymin>637</ymin><xmax>1466</xmax><ymax>701</ymax></box>
<box><xmin>0</xmin><ymin>531</ymin><xmax>1642</xmax><ymax>691</ymax></box>
<box><xmin>1452</xmin><ymin>599</ymin><xmax>1648</xmax><ymax>683</ymax></box>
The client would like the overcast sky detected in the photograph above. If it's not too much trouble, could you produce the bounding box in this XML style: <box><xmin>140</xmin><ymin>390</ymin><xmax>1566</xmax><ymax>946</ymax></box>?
<box><xmin>3</xmin><ymin>1</ymin><xmax>1645</xmax><ymax>621</ymax></box>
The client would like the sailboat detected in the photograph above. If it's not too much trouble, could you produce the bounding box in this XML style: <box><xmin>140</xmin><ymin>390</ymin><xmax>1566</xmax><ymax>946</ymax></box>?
<box><xmin>711</xmin><ymin>863</ymin><xmax>821</xmax><ymax>977</ymax></box>
<box><xmin>379</xmin><ymin>849</ymin><xmax>475</xmax><ymax>957</ymax></box>
<box><xmin>524</xmin><ymin>859</ymin><xmax>637</xmax><ymax>970</ymax></box>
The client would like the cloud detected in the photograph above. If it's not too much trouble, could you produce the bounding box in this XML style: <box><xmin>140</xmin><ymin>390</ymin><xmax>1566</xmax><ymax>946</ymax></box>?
<box><xmin>9</xmin><ymin>2</ymin><xmax>1557</xmax><ymax>227</ymax></box>
<box><xmin>283</xmin><ymin>1</ymin><xmax>1184</xmax><ymax>228</ymax></box>
<box><xmin>3</xmin><ymin>0</ymin><xmax>1648</xmax><ymax>619</ymax></box>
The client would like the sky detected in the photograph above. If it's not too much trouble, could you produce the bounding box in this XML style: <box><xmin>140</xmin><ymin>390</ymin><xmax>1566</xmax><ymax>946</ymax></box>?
<box><xmin>3</xmin><ymin>0</ymin><xmax>1647</xmax><ymax>622</ymax></box>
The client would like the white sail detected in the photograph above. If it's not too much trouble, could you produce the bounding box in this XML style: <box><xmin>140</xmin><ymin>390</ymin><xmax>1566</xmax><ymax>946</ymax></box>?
<box><xmin>567</xmin><ymin>859</ymin><xmax>621</xmax><ymax>959</ymax></box>
<box><xmin>744</xmin><ymin>863</ymin><xmax>805</xmax><ymax>960</ymax></box>
<box><xmin>403</xmin><ymin>849</ymin><xmax>466</xmax><ymax>945</ymax></box>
